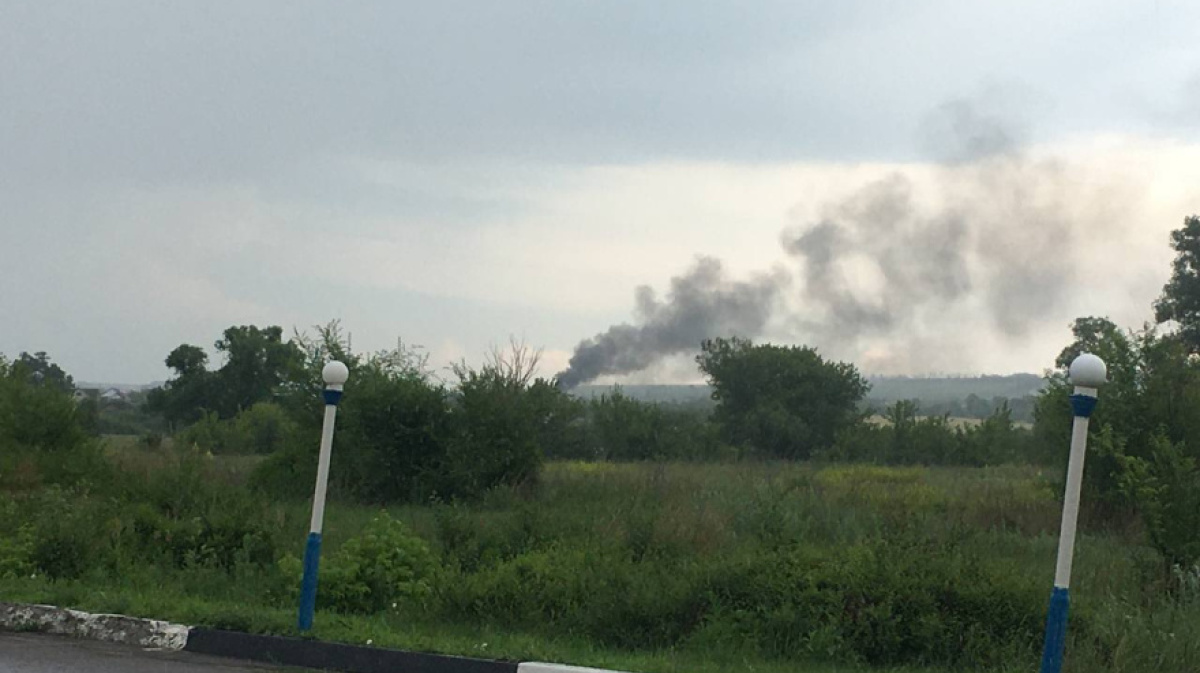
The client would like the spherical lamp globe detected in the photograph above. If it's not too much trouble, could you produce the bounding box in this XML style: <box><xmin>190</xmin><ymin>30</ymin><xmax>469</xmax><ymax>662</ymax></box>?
<box><xmin>1068</xmin><ymin>353</ymin><xmax>1107</xmax><ymax>388</ymax></box>
<box><xmin>322</xmin><ymin>361</ymin><xmax>350</xmax><ymax>387</ymax></box>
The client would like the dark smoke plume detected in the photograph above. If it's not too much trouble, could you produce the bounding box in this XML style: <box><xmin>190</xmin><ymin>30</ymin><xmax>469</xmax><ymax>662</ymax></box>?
<box><xmin>556</xmin><ymin>99</ymin><xmax>1126</xmax><ymax>386</ymax></box>
<box><xmin>555</xmin><ymin>257</ymin><xmax>786</xmax><ymax>389</ymax></box>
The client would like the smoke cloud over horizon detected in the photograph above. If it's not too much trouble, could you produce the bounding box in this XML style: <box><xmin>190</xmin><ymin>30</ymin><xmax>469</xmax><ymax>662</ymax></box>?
<box><xmin>554</xmin><ymin>257</ymin><xmax>787</xmax><ymax>389</ymax></box>
<box><xmin>555</xmin><ymin>101</ymin><xmax>1134</xmax><ymax>388</ymax></box>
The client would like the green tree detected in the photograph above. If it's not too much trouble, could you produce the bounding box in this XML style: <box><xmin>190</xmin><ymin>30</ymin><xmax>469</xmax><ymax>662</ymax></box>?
<box><xmin>147</xmin><ymin>325</ymin><xmax>304</xmax><ymax>426</ymax></box>
<box><xmin>146</xmin><ymin>344</ymin><xmax>215</xmax><ymax>427</ymax></box>
<box><xmin>1154</xmin><ymin>214</ymin><xmax>1200</xmax><ymax>351</ymax></box>
<box><xmin>696</xmin><ymin>337</ymin><xmax>869</xmax><ymax>459</ymax></box>
<box><xmin>213</xmin><ymin>325</ymin><xmax>303</xmax><ymax>416</ymax></box>
<box><xmin>13</xmin><ymin>352</ymin><xmax>74</xmax><ymax>393</ymax></box>
<box><xmin>1036</xmin><ymin>317</ymin><xmax>1200</xmax><ymax>511</ymax></box>
<box><xmin>1036</xmin><ymin>317</ymin><xmax>1141</xmax><ymax>456</ymax></box>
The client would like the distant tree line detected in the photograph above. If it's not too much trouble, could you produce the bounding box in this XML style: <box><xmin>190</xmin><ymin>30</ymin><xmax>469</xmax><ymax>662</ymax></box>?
<box><xmin>868</xmin><ymin>394</ymin><xmax>1036</xmax><ymax>424</ymax></box>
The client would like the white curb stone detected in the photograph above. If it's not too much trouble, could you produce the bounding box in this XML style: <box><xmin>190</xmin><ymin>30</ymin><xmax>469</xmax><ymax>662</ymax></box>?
<box><xmin>0</xmin><ymin>602</ymin><xmax>189</xmax><ymax>650</ymax></box>
<box><xmin>518</xmin><ymin>664</ymin><xmax>634</xmax><ymax>673</ymax></box>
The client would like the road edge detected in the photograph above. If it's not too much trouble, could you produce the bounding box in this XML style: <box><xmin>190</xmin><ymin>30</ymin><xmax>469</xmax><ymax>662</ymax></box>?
<box><xmin>0</xmin><ymin>602</ymin><xmax>631</xmax><ymax>673</ymax></box>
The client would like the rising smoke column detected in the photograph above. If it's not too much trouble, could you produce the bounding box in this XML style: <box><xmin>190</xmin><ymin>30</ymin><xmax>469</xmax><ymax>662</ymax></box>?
<box><xmin>782</xmin><ymin>105</ymin><xmax>1087</xmax><ymax>359</ymax></box>
<box><xmin>555</xmin><ymin>257</ymin><xmax>787</xmax><ymax>389</ymax></box>
<box><xmin>556</xmin><ymin>99</ymin><xmax>1130</xmax><ymax>386</ymax></box>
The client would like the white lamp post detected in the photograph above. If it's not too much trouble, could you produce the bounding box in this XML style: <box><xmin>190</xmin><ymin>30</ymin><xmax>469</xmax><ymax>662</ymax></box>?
<box><xmin>297</xmin><ymin>360</ymin><xmax>349</xmax><ymax>632</ymax></box>
<box><xmin>1039</xmin><ymin>352</ymin><xmax>1106</xmax><ymax>673</ymax></box>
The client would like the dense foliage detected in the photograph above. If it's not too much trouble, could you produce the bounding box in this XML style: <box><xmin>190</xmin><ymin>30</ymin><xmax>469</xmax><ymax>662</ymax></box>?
<box><xmin>0</xmin><ymin>356</ymin><xmax>105</xmax><ymax>489</ymax></box>
<box><xmin>697</xmin><ymin>337</ymin><xmax>869</xmax><ymax>458</ymax></box>
<box><xmin>1154</xmin><ymin>214</ymin><xmax>1200</xmax><ymax>352</ymax></box>
<box><xmin>1025</xmin><ymin>215</ymin><xmax>1200</xmax><ymax>573</ymax></box>
<box><xmin>825</xmin><ymin>400</ymin><xmax>1035</xmax><ymax>466</ymax></box>
<box><xmin>146</xmin><ymin>325</ymin><xmax>303</xmax><ymax>427</ymax></box>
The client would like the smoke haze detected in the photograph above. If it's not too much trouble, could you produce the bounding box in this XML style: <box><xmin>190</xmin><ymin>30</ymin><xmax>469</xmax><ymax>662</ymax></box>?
<box><xmin>554</xmin><ymin>258</ymin><xmax>787</xmax><ymax>389</ymax></box>
<box><xmin>554</xmin><ymin>101</ymin><xmax>1135</xmax><ymax>387</ymax></box>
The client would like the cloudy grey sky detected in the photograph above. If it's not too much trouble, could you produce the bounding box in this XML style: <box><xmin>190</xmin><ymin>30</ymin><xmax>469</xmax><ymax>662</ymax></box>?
<box><xmin>2</xmin><ymin>1</ymin><xmax>1199</xmax><ymax>384</ymax></box>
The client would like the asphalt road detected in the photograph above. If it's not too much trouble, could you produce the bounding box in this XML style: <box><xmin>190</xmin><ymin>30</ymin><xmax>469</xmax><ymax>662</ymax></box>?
<box><xmin>0</xmin><ymin>632</ymin><xmax>302</xmax><ymax>672</ymax></box>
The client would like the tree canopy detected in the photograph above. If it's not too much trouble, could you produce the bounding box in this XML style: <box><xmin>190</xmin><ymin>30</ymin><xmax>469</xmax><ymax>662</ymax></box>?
<box><xmin>147</xmin><ymin>325</ymin><xmax>303</xmax><ymax>426</ymax></box>
<box><xmin>1154</xmin><ymin>215</ymin><xmax>1200</xmax><ymax>352</ymax></box>
<box><xmin>12</xmin><ymin>352</ymin><xmax>74</xmax><ymax>393</ymax></box>
<box><xmin>696</xmin><ymin>337</ymin><xmax>868</xmax><ymax>459</ymax></box>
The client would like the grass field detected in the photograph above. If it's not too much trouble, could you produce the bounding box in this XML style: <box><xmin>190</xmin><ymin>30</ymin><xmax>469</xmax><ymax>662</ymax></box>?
<box><xmin>3</xmin><ymin>451</ymin><xmax>1197</xmax><ymax>672</ymax></box>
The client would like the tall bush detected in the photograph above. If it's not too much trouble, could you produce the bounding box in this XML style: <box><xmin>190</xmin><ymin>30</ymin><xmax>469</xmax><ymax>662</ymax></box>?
<box><xmin>0</xmin><ymin>355</ymin><xmax>105</xmax><ymax>489</ymax></box>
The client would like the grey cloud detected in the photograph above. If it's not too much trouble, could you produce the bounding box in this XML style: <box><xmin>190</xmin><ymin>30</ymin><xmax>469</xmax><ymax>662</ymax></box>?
<box><xmin>4</xmin><ymin>1</ymin><xmax>1197</xmax><ymax>193</ymax></box>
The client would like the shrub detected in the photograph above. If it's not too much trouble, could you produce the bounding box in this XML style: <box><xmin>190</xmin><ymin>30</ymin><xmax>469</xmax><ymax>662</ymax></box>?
<box><xmin>253</xmin><ymin>361</ymin><xmax>452</xmax><ymax>502</ymax></box>
<box><xmin>700</xmin><ymin>536</ymin><xmax>1045</xmax><ymax>667</ymax></box>
<box><xmin>281</xmin><ymin>513</ymin><xmax>436</xmax><ymax>614</ymax></box>
<box><xmin>177</xmin><ymin>403</ymin><xmax>297</xmax><ymax>455</ymax></box>
<box><xmin>825</xmin><ymin>402</ymin><xmax>1035</xmax><ymax>467</ymax></box>
<box><xmin>442</xmin><ymin>365</ymin><xmax>543</xmax><ymax>501</ymax></box>
<box><xmin>587</xmin><ymin>390</ymin><xmax>725</xmax><ymax>462</ymax></box>
<box><xmin>0</xmin><ymin>358</ymin><xmax>106</xmax><ymax>489</ymax></box>
<box><xmin>0</xmin><ymin>523</ymin><xmax>34</xmax><ymax>579</ymax></box>
<box><xmin>176</xmin><ymin>412</ymin><xmax>227</xmax><ymax>453</ymax></box>
<box><xmin>1119</xmin><ymin>433</ymin><xmax>1200</xmax><ymax>570</ymax></box>
<box><xmin>436</xmin><ymin>531</ymin><xmax>1047</xmax><ymax>668</ymax></box>
<box><xmin>432</xmin><ymin>503</ymin><xmax>545</xmax><ymax>572</ymax></box>
<box><xmin>103</xmin><ymin>450</ymin><xmax>282</xmax><ymax>571</ymax></box>
<box><xmin>19</xmin><ymin>488</ymin><xmax>105</xmax><ymax>580</ymax></box>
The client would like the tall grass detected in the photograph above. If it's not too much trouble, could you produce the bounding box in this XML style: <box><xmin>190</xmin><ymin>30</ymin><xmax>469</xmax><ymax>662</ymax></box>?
<box><xmin>2</xmin><ymin>456</ymin><xmax>1197</xmax><ymax>672</ymax></box>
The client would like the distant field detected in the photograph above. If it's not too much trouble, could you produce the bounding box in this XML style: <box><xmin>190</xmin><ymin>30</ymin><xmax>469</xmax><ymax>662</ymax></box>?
<box><xmin>101</xmin><ymin>434</ymin><xmax>265</xmax><ymax>482</ymax></box>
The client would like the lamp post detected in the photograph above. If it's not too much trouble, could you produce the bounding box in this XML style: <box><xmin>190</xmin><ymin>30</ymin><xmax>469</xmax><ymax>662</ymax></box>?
<box><xmin>1039</xmin><ymin>352</ymin><xmax>1106</xmax><ymax>673</ymax></box>
<box><xmin>297</xmin><ymin>360</ymin><xmax>349</xmax><ymax>632</ymax></box>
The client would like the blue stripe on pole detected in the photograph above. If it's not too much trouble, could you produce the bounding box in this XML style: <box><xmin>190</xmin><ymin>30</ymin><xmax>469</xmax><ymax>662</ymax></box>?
<box><xmin>322</xmin><ymin>389</ymin><xmax>344</xmax><ymax>406</ymax></box>
<box><xmin>1039</xmin><ymin>586</ymin><xmax>1070</xmax><ymax>673</ymax></box>
<box><xmin>297</xmin><ymin>532</ymin><xmax>322</xmax><ymax>631</ymax></box>
<box><xmin>1069</xmin><ymin>394</ymin><xmax>1097</xmax><ymax>418</ymax></box>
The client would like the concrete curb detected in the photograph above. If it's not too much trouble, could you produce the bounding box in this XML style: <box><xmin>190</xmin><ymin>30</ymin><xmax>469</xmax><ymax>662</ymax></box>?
<box><xmin>518</xmin><ymin>664</ymin><xmax>632</xmax><ymax>672</ymax></box>
<box><xmin>0</xmin><ymin>602</ymin><xmax>632</xmax><ymax>673</ymax></box>
<box><xmin>0</xmin><ymin>602</ymin><xmax>189</xmax><ymax>650</ymax></box>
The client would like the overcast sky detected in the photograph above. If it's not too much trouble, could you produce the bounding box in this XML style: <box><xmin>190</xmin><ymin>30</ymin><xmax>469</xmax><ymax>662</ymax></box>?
<box><xmin>3</xmin><ymin>1</ymin><xmax>1199</xmax><ymax>384</ymax></box>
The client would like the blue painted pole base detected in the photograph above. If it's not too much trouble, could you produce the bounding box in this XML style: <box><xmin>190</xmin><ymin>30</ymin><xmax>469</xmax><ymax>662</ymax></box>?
<box><xmin>1039</xmin><ymin>586</ymin><xmax>1070</xmax><ymax>673</ymax></box>
<box><xmin>297</xmin><ymin>532</ymin><xmax>322</xmax><ymax>632</ymax></box>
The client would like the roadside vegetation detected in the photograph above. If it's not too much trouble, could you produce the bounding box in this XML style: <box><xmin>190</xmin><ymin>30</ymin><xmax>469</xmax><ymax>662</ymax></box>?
<box><xmin>2</xmin><ymin>215</ymin><xmax>1200</xmax><ymax>672</ymax></box>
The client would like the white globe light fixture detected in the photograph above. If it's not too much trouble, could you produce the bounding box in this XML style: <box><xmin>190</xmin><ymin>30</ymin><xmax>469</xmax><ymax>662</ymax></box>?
<box><xmin>1068</xmin><ymin>353</ymin><xmax>1107</xmax><ymax>389</ymax></box>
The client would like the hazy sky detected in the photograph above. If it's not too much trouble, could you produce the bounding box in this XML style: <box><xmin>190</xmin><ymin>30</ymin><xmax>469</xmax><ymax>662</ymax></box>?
<box><xmin>2</xmin><ymin>1</ymin><xmax>1199</xmax><ymax>384</ymax></box>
